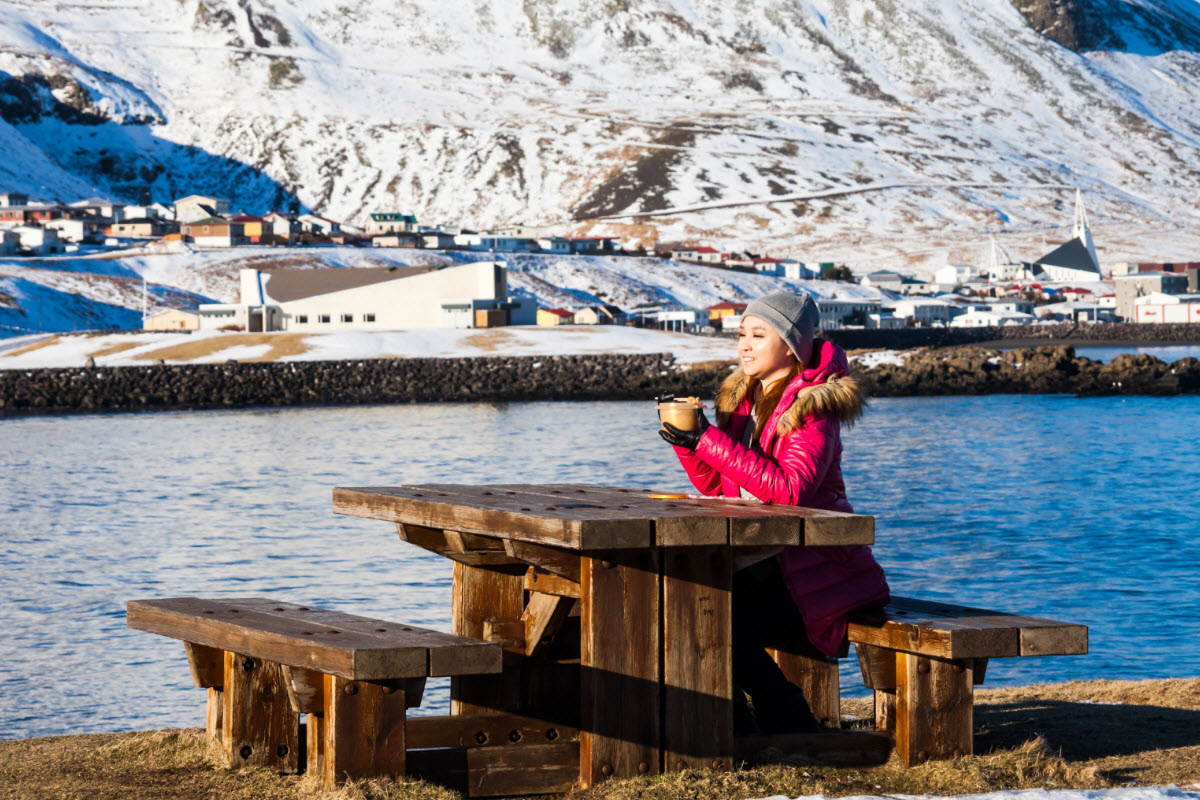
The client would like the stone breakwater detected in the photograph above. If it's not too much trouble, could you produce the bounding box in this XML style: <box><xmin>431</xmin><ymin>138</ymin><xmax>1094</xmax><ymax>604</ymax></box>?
<box><xmin>0</xmin><ymin>354</ymin><xmax>716</xmax><ymax>415</ymax></box>
<box><xmin>824</xmin><ymin>322</ymin><xmax>1200</xmax><ymax>351</ymax></box>
<box><xmin>857</xmin><ymin>346</ymin><xmax>1200</xmax><ymax>397</ymax></box>
<box><xmin>2</xmin><ymin>347</ymin><xmax>1198</xmax><ymax>416</ymax></box>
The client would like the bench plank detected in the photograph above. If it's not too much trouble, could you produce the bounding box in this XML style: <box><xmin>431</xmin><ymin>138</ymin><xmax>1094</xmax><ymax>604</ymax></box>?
<box><xmin>229</xmin><ymin>598</ymin><xmax>503</xmax><ymax>677</ymax></box>
<box><xmin>127</xmin><ymin>598</ymin><xmax>501</xmax><ymax>680</ymax></box>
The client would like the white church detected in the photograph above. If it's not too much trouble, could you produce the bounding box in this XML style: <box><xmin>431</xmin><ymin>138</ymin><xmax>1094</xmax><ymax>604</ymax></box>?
<box><xmin>1025</xmin><ymin>190</ymin><xmax>1103</xmax><ymax>283</ymax></box>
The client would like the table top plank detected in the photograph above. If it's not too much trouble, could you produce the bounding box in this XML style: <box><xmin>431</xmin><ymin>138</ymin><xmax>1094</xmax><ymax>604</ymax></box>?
<box><xmin>341</xmin><ymin>484</ymin><xmax>874</xmax><ymax>550</ymax></box>
<box><xmin>334</xmin><ymin>486</ymin><xmax>652</xmax><ymax>550</ymax></box>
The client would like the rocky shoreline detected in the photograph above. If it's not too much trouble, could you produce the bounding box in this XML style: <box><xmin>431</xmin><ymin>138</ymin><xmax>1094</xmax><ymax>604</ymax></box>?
<box><xmin>1</xmin><ymin>346</ymin><xmax>1198</xmax><ymax>416</ymax></box>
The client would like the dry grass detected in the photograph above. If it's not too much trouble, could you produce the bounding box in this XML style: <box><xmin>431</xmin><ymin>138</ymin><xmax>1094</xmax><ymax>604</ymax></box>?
<box><xmin>0</xmin><ymin>335</ymin><xmax>61</xmax><ymax>358</ymax></box>
<box><xmin>2</xmin><ymin>680</ymin><xmax>1198</xmax><ymax>800</ymax></box>
<box><xmin>87</xmin><ymin>341</ymin><xmax>143</xmax><ymax>359</ymax></box>
<box><xmin>131</xmin><ymin>333</ymin><xmax>313</xmax><ymax>363</ymax></box>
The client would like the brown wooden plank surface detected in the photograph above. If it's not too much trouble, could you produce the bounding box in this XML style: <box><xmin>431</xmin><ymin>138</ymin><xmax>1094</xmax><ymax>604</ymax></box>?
<box><xmin>184</xmin><ymin>642</ymin><xmax>224</xmax><ymax>689</ymax></box>
<box><xmin>130</xmin><ymin>598</ymin><xmax>501</xmax><ymax>679</ymax></box>
<box><xmin>398</xmin><ymin>524</ymin><xmax>527</xmax><ymax>568</ymax></box>
<box><xmin>494</xmin><ymin>484</ymin><xmax>874</xmax><ymax>546</ymax></box>
<box><xmin>524</xmin><ymin>568</ymin><xmax>582</xmax><ymax>599</ymax></box>
<box><xmin>222</xmin><ymin>651</ymin><xmax>300</xmax><ymax>773</ymax></box>
<box><xmin>452</xmin><ymin>564</ymin><xmax>526</xmax><ymax>715</ymax></box>
<box><xmin>580</xmin><ymin>550</ymin><xmax>661</xmax><ymax>786</ymax></box>
<box><xmin>335</xmin><ymin>486</ymin><xmax>651</xmax><ymax>549</ymax></box>
<box><xmin>894</xmin><ymin>652</ymin><xmax>974</xmax><ymax>766</ymax></box>
<box><xmin>523</xmin><ymin>592</ymin><xmax>575</xmax><ymax>658</ymax></box>
<box><xmin>768</xmin><ymin>651</ymin><xmax>841</xmax><ymax>728</ymax></box>
<box><xmin>281</xmin><ymin>665</ymin><xmax>325</xmax><ymax>714</ymax></box>
<box><xmin>735</xmin><ymin>731</ymin><xmax>893</xmax><ymax>766</ymax></box>
<box><xmin>466</xmin><ymin>742</ymin><xmax>580</xmax><ymax>797</ymax></box>
<box><xmin>234</xmin><ymin>597</ymin><xmax>502</xmax><ymax>678</ymax></box>
<box><xmin>407</xmin><ymin>713</ymin><xmax>579</xmax><ymax>750</ymax></box>
<box><xmin>206</xmin><ymin>687</ymin><xmax>223</xmax><ymax>743</ymax></box>
<box><xmin>504</xmin><ymin>541</ymin><xmax>582</xmax><ymax>581</ymax></box>
<box><xmin>662</xmin><ymin>546</ymin><xmax>733</xmax><ymax>772</ymax></box>
<box><xmin>850</xmin><ymin>597</ymin><xmax>1087</xmax><ymax>659</ymax></box>
<box><xmin>323</xmin><ymin>675</ymin><xmax>406</xmax><ymax>788</ymax></box>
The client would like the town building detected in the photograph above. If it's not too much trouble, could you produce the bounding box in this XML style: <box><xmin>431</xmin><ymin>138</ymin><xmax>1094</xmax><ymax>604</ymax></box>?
<box><xmin>537</xmin><ymin>308</ymin><xmax>575</xmax><ymax>325</ymax></box>
<box><xmin>143</xmin><ymin>309</ymin><xmax>200</xmax><ymax>331</ymax></box>
<box><xmin>817</xmin><ymin>297</ymin><xmax>882</xmax><ymax>329</ymax></box>
<box><xmin>866</xmin><ymin>312</ymin><xmax>905</xmax><ymax>329</ymax></box>
<box><xmin>228</xmin><ymin>215</ymin><xmax>272</xmax><ymax>243</ymax></box>
<box><xmin>649</xmin><ymin>307</ymin><xmax>706</xmax><ymax>332</ymax></box>
<box><xmin>706</xmin><ymin>301</ymin><xmax>747</xmax><ymax>325</ymax></box>
<box><xmin>44</xmin><ymin>216</ymin><xmax>104</xmax><ymax>244</ymax></box>
<box><xmin>670</xmin><ymin>245</ymin><xmax>724</xmax><ymax>264</ymax></box>
<box><xmin>890</xmin><ymin>297</ymin><xmax>960</xmax><ymax>326</ymax></box>
<box><xmin>570</xmin><ymin>238</ymin><xmax>620</xmax><ymax>255</ymax></box>
<box><xmin>421</xmin><ymin>232</ymin><xmax>459</xmax><ymax>250</ymax></box>
<box><xmin>933</xmin><ymin>264</ymin><xmax>980</xmax><ymax>287</ymax></box>
<box><xmin>1034</xmin><ymin>301</ymin><xmax>1114</xmax><ymax>323</ymax></box>
<box><xmin>174</xmin><ymin>195</ymin><xmax>231</xmax><ymax>223</ymax></box>
<box><xmin>1027</xmin><ymin>190</ymin><xmax>1102</xmax><ymax>282</ymax></box>
<box><xmin>262</xmin><ymin>212</ymin><xmax>299</xmax><ymax>243</ymax></box>
<box><xmin>535</xmin><ymin>237</ymin><xmax>570</xmax><ymax>254</ymax></box>
<box><xmin>0</xmin><ymin>229</ymin><xmax>18</xmax><ymax>255</ymax></box>
<box><xmin>298</xmin><ymin>214</ymin><xmax>341</xmax><ymax>235</ymax></box>
<box><xmin>0</xmin><ymin>203</ymin><xmax>63</xmax><ymax>226</ymax></box>
<box><xmin>198</xmin><ymin>261</ymin><xmax>512</xmax><ymax>331</ymax></box>
<box><xmin>0</xmin><ymin>192</ymin><xmax>30</xmax><ymax>207</ymax></box>
<box><xmin>182</xmin><ymin>217</ymin><xmax>247</xmax><ymax>247</ymax></box>
<box><xmin>366</xmin><ymin>212</ymin><xmax>418</xmax><ymax>236</ymax></box>
<box><xmin>69</xmin><ymin>197</ymin><xmax>126</xmax><ymax>221</ymax></box>
<box><xmin>573</xmin><ymin>305</ymin><xmax>625</xmax><ymax>325</ymax></box>
<box><xmin>109</xmin><ymin>218</ymin><xmax>177</xmax><ymax>238</ymax></box>
<box><xmin>859</xmin><ymin>270</ymin><xmax>906</xmax><ymax>292</ymax></box>
<box><xmin>373</xmin><ymin>233</ymin><xmax>421</xmax><ymax>248</ymax></box>
<box><xmin>1134</xmin><ymin>292</ymin><xmax>1200</xmax><ymax>324</ymax></box>
<box><xmin>1113</xmin><ymin>271</ymin><xmax>1189</xmax><ymax>321</ymax></box>
<box><xmin>949</xmin><ymin>309</ymin><xmax>1036</xmax><ymax>327</ymax></box>
<box><xmin>11</xmin><ymin>226</ymin><xmax>63</xmax><ymax>255</ymax></box>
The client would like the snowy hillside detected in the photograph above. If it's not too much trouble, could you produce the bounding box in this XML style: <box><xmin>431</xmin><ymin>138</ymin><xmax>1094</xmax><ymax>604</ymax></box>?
<box><xmin>3</xmin><ymin>0</ymin><xmax>1200</xmax><ymax>270</ymax></box>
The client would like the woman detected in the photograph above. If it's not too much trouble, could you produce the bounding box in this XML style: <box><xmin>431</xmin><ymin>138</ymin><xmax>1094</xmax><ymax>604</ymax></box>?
<box><xmin>659</xmin><ymin>290</ymin><xmax>889</xmax><ymax>733</ymax></box>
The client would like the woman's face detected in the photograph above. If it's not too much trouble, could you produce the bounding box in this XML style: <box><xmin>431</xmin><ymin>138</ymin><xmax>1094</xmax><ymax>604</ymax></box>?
<box><xmin>738</xmin><ymin>315</ymin><xmax>795</xmax><ymax>385</ymax></box>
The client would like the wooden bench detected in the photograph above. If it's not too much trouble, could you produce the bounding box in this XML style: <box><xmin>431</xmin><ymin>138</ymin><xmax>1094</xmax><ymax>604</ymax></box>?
<box><xmin>126</xmin><ymin>597</ymin><xmax>502</xmax><ymax>788</ymax></box>
<box><xmin>846</xmin><ymin>596</ymin><xmax>1088</xmax><ymax>766</ymax></box>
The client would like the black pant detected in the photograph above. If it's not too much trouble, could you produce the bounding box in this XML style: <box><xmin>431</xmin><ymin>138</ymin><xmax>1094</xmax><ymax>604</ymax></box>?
<box><xmin>731</xmin><ymin>557</ymin><xmax>831</xmax><ymax>703</ymax></box>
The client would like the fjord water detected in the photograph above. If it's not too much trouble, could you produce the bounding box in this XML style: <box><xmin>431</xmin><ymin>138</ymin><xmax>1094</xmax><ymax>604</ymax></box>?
<box><xmin>3</xmin><ymin>395</ymin><xmax>1198</xmax><ymax>738</ymax></box>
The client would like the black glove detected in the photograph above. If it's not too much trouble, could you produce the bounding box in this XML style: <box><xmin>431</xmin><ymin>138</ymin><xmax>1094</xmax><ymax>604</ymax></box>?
<box><xmin>659</xmin><ymin>410</ymin><xmax>710</xmax><ymax>450</ymax></box>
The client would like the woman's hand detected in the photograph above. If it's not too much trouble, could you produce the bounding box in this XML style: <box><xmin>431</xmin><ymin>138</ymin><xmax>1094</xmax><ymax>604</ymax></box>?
<box><xmin>658</xmin><ymin>411</ymin><xmax>710</xmax><ymax>450</ymax></box>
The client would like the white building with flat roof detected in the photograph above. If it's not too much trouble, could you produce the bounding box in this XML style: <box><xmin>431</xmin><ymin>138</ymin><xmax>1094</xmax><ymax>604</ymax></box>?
<box><xmin>1134</xmin><ymin>292</ymin><xmax>1200</xmax><ymax>324</ymax></box>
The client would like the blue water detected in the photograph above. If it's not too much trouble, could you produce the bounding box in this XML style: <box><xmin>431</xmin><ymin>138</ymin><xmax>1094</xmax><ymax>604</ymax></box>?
<box><xmin>1020</xmin><ymin>344</ymin><xmax>1200</xmax><ymax>363</ymax></box>
<box><xmin>2</xmin><ymin>395</ymin><xmax>1198</xmax><ymax>739</ymax></box>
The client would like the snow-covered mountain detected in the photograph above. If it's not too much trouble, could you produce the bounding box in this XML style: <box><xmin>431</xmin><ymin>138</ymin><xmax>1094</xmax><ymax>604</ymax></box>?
<box><xmin>3</xmin><ymin>0</ymin><xmax>1200</xmax><ymax>269</ymax></box>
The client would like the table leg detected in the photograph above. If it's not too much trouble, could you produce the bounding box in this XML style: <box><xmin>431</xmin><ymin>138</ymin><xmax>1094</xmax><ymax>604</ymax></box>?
<box><xmin>663</xmin><ymin>545</ymin><xmax>733</xmax><ymax>772</ymax></box>
<box><xmin>768</xmin><ymin>651</ymin><xmax>842</xmax><ymax>728</ymax></box>
<box><xmin>580</xmin><ymin>549</ymin><xmax>661</xmax><ymax>787</ymax></box>
<box><xmin>451</xmin><ymin>562</ymin><xmax>526</xmax><ymax>714</ymax></box>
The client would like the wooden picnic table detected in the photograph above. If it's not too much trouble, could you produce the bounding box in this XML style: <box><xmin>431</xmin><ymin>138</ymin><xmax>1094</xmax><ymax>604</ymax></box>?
<box><xmin>333</xmin><ymin>483</ymin><xmax>881</xmax><ymax>793</ymax></box>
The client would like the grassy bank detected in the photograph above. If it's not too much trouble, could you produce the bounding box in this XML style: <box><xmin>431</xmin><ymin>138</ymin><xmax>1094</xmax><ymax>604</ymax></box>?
<box><xmin>2</xmin><ymin>679</ymin><xmax>1198</xmax><ymax>800</ymax></box>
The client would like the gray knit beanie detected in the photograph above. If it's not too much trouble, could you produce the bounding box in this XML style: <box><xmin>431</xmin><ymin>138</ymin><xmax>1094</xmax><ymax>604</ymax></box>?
<box><xmin>742</xmin><ymin>290</ymin><xmax>820</xmax><ymax>361</ymax></box>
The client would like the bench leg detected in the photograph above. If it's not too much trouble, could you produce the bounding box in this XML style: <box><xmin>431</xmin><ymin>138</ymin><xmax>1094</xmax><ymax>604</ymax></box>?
<box><xmin>206</xmin><ymin>688</ymin><xmax>223</xmax><ymax>743</ymax></box>
<box><xmin>894</xmin><ymin>652</ymin><xmax>973</xmax><ymax>766</ymax></box>
<box><xmin>221</xmin><ymin>651</ymin><xmax>300</xmax><ymax>773</ymax></box>
<box><xmin>768</xmin><ymin>651</ymin><xmax>841</xmax><ymax>728</ymax></box>
<box><xmin>323</xmin><ymin>676</ymin><xmax>406</xmax><ymax>789</ymax></box>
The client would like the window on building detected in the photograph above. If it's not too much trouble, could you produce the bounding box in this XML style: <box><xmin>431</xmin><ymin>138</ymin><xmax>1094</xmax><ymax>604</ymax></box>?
<box><xmin>341</xmin><ymin>313</ymin><xmax>353</xmax><ymax>323</ymax></box>
<box><xmin>297</xmin><ymin>315</ymin><xmax>308</xmax><ymax>324</ymax></box>
<box><xmin>365</xmin><ymin>313</ymin><xmax>375</xmax><ymax>322</ymax></box>
<box><xmin>319</xmin><ymin>314</ymin><xmax>330</xmax><ymax>323</ymax></box>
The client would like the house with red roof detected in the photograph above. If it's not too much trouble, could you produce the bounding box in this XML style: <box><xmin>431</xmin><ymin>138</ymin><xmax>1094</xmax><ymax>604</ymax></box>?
<box><xmin>536</xmin><ymin>308</ymin><xmax>576</xmax><ymax>325</ymax></box>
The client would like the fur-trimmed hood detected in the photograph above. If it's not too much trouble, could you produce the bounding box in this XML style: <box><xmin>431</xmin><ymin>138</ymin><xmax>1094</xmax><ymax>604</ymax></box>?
<box><xmin>715</xmin><ymin>339</ymin><xmax>864</xmax><ymax>437</ymax></box>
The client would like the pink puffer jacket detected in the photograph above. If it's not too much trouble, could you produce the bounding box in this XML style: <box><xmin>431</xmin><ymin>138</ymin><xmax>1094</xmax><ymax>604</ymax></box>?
<box><xmin>672</xmin><ymin>339</ymin><xmax>890</xmax><ymax>656</ymax></box>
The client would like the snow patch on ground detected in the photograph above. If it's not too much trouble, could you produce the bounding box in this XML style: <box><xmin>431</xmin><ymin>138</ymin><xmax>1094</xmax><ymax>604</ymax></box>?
<box><xmin>754</xmin><ymin>787</ymin><xmax>1200</xmax><ymax>800</ymax></box>
<box><xmin>0</xmin><ymin>326</ymin><xmax>738</xmax><ymax>369</ymax></box>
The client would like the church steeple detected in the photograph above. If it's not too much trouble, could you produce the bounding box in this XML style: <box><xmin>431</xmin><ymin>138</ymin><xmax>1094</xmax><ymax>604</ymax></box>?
<box><xmin>1073</xmin><ymin>188</ymin><xmax>1100</xmax><ymax>272</ymax></box>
